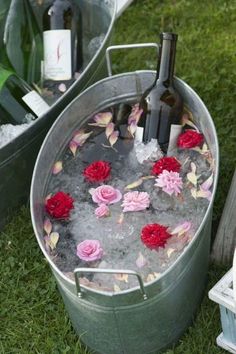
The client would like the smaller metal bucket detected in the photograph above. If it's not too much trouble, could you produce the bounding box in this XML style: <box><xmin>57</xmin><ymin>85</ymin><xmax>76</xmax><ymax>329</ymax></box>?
<box><xmin>31</xmin><ymin>56</ymin><xmax>219</xmax><ymax>353</ymax></box>
<box><xmin>0</xmin><ymin>0</ymin><xmax>117</xmax><ymax>229</ymax></box>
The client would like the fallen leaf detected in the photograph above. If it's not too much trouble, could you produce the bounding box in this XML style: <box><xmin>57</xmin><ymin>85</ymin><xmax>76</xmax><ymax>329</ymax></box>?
<box><xmin>125</xmin><ymin>179</ymin><xmax>143</xmax><ymax>190</ymax></box>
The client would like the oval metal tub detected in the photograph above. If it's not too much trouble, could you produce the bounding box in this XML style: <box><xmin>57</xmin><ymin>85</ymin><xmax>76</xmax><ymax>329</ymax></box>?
<box><xmin>0</xmin><ymin>0</ymin><xmax>116</xmax><ymax>229</ymax></box>
<box><xmin>31</xmin><ymin>71</ymin><xmax>219</xmax><ymax>354</ymax></box>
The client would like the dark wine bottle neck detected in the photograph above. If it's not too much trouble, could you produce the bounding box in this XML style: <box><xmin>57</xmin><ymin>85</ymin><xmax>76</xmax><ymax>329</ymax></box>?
<box><xmin>156</xmin><ymin>36</ymin><xmax>177</xmax><ymax>86</ymax></box>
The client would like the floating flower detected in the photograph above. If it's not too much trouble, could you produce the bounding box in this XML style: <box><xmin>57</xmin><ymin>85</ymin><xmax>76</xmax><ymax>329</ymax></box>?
<box><xmin>141</xmin><ymin>223</ymin><xmax>172</xmax><ymax>249</ymax></box>
<box><xmin>95</xmin><ymin>204</ymin><xmax>110</xmax><ymax>218</ymax></box>
<box><xmin>90</xmin><ymin>185</ymin><xmax>122</xmax><ymax>205</ymax></box>
<box><xmin>177</xmin><ymin>130</ymin><xmax>204</xmax><ymax>149</ymax></box>
<box><xmin>152</xmin><ymin>156</ymin><xmax>181</xmax><ymax>176</ymax></box>
<box><xmin>155</xmin><ymin>170</ymin><xmax>183</xmax><ymax>196</ymax></box>
<box><xmin>45</xmin><ymin>191</ymin><xmax>74</xmax><ymax>219</ymax></box>
<box><xmin>76</xmin><ymin>239</ymin><xmax>103</xmax><ymax>262</ymax></box>
<box><xmin>83</xmin><ymin>160</ymin><xmax>111</xmax><ymax>183</ymax></box>
<box><xmin>121</xmin><ymin>191</ymin><xmax>150</xmax><ymax>212</ymax></box>
<box><xmin>88</xmin><ymin>112</ymin><xmax>112</xmax><ymax>127</ymax></box>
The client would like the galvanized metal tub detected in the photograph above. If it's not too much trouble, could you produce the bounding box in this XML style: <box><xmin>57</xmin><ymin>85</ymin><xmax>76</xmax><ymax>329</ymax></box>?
<box><xmin>0</xmin><ymin>0</ymin><xmax>116</xmax><ymax>229</ymax></box>
<box><xmin>31</xmin><ymin>71</ymin><xmax>219</xmax><ymax>354</ymax></box>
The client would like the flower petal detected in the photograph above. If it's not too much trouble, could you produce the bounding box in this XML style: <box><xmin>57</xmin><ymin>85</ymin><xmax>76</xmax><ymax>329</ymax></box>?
<box><xmin>109</xmin><ymin>130</ymin><xmax>119</xmax><ymax>147</ymax></box>
<box><xmin>69</xmin><ymin>140</ymin><xmax>77</xmax><ymax>156</ymax></box>
<box><xmin>89</xmin><ymin>112</ymin><xmax>112</xmax><ymax>127</ymax></box>
<box><xmin>136</xmin><ymin>252</ymin><xmax>147</xmax><ymax>268</ymax></box>
<box><xmin>105</xmin><ymin>122</ymin><xmax>115</xmax><ymax>139</ymax></box>
<box><xmin>167</xmin><ymin>248</ymin><xmax>176</xmax><ymax>258</ymax></box>
<box><xmin>43</xmin><ymin>218</ymin><xmax>52</xmax><ymax>235</ymax></box>
<box><xmin>114</xmin><ymin>274</ymin><xmax>129</xmax><ymax>283</ymax></box>
<box><xmin>49</xmin><ymin>232</ymin><xmax>60</xmax><ymax>250</ymax></box>
<box><xmin>114</xmin><ymin>284</ymin><xmax>121</xmax><ymax>292</ymax></box>
<box><xmin>182</xmin><ymin>114</ymin><xmax>199</xmax><ymax>132</ymax></box>
<box><xmin>117</xmin><ymin>213</ymin><xmax>124</xmax><ymax>224</ymax></box>
<box><xmin>197</xmin><ymin>188</ymin><xmax>212</xmax><ymax>201</ymax></box>
<box><xmin>191</xmin><ymin>188</ymin><xmax>198</xmax><ymax>199</ymax></box>
<box><xmin>52</xmin><ymin>161</ymin><xmax>63</xmax><ymax>175</ymax></box>
<box><xmin>72</xmin><ymin>130</ymin><xmax>92</xmax><ymax>146</ymax></box>
<box><xmin>200</xmin><ymin>174</ymin><xmax>213</xmax><ymax>191</ymax></box>
<box><xmin>170</xmin><ymin>221</ymin><xmax>192</xmax><ymax>236</ymax></box>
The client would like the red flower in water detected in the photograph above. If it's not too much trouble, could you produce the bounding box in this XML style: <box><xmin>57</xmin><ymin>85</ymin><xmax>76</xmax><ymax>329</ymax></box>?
<box><xmin>152</xmin><ymin>156</ymin><xmax>181</xmax><ymax>176</ymax></box>
<box><xmin>141</xmin><ymin>223</ymin><xmax>172</xmax><ymax>249</ymax></box>
<box><xmin>45</xmin><ymin>191</ymin><xmax>74</xmax><ymax>219</ymax></box>
<box><xmin>177</xmin><ymin>130</ymin><xmax>204</xmax><ymax>149</ymax></box>
<box><xmin>83</xmin><ymin>160</ymin><xmax>111</xmax><ymax>183</ymax></box>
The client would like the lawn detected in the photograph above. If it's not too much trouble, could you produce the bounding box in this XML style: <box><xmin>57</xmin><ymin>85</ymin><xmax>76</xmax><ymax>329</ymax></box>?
<box><xmin>1</xmin><ymin>0</ymin><xmax>235</xmax><ymax>353</ymax></box>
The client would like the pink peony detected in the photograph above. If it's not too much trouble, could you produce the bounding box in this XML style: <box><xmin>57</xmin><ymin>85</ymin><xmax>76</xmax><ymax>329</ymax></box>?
<box><xmin>121</xmin><ymin>191</ymin><xmax>150</xmax><ymax>212</ymax></box>
<box><xmin>155</xmin><ymin>170</ymin><xmax>183</xmax><ymax>196</ymax></box>
<box><xmin>90</xmin><ymin>185</ymin><xmax>122</xmax><ymax>205</ymax></box>
<box><xmin>76</xmin><ymin>240</ymin><xmax>103</xmax><ymax>262</ymax></box>
<box><xmin>95</xmin><ymin>204</ymin><xmax>110</xmax><ymax>218</ymax></box>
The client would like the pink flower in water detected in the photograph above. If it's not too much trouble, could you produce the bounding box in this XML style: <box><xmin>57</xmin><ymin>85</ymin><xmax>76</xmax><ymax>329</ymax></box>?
<box><xmin>121</xmin><ymin>191</ymin><xmax>150</xmax><ymax>212</ymax></box>
<box><xmin>155</xmin><ymin>170</ymin><xmax>183</xmax><ymax>196</ymax></box>
<box><xmin>90</xmin><ymin>185</ymin><xmax>122</xmax><ymax>205</ymax></box>
<box><xmin>95</xmin><ymin>203</ymin><xmax>110</xmax><ymax>218</ymax></box>
<box><xmin>76</xmin><ymin>240</ymin><xmax>103</xmax><ymax>262</ymax></box>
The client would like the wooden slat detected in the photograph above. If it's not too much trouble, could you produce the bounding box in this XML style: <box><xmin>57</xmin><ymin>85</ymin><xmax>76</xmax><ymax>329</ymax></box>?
<box><xmin>211</xmin><ymin>169</ymin><xmax>236</xmax><ymax>265</ymax></box>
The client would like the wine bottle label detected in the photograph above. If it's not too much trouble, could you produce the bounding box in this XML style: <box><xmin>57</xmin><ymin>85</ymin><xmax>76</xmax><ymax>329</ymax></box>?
<box><xmin>22</xmin><ymin>91</ymin><xmax>50</xmax><ymax>117</ymax></box>
<box><xmin>135</xmin><ymin>126</ymin><xmax>144</xmax><ymax>142</ymax></box>
<box><xmin>43</xmin><ymin>30</ymin><xmax>72</xmax><ymax>81</ymax></box>
<box><xmin>167</xmin><ymin>124</ymin><xmax>182</xmax><ymax>156</ymax></box>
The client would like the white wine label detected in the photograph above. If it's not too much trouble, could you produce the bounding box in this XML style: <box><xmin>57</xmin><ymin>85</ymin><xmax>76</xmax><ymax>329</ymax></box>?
<box><xmin>135</xmin><ymin>126</ymin><xmax>144</xmax><ymax>142</ymax></box>
<box><xmin>22</xmin><ymin>91</ymin><xmax>50</xmax><ymax>117</ymax></box>
<box><xmin>167</xmin><ymin>124</ymin><xmax>182</xmax><ymax>156</ymax></box>
<box><xmin>43</xmin><ymin>29</ymin><xmax>72</xmax><ymax>81</ymax></box>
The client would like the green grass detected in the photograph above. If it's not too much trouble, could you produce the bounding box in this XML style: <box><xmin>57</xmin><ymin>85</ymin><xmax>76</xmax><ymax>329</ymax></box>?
<box><xmin>1</xmin><ymin>0</ymin><xmax>236</xmax><ymax>353</ymax></box>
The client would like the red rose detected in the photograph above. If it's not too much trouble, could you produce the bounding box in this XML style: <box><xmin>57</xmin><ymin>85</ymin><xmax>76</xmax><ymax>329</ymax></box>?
<box><xmin>83</xmin><ymin>160</ymin><xmax>111</xmax><ymax>183</ymax></box>
<box><xmin>45</xmin><ymin>191</ymin><xmax>74</xmax><ymax>219</ymax></box>
<box><xmin>141</xmin><ymin>223</ymin><xmax>172</xmax><ymax>249</ymax></box>
<box><xmin>177</xmin><ymin>130</ymin><xmax>204</xmax><ymax>149</ymax></box>
<box><xmin>152</xmin><ymin>156</ymin><xmax>181</xmax><ymax>176</ymax></box>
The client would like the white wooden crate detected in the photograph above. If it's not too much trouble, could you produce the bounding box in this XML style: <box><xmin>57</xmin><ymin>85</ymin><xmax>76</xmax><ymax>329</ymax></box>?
<box><xmin>209</xmin><ymin>259</ymin><xmax>236</xmax><ymax>353</ymax></box>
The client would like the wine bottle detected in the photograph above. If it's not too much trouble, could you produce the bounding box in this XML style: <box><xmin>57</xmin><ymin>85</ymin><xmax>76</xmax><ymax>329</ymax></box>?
<box><xmin>43</xmin><ymin>0</ymin><xmax>83</xmax><ymax>81</ymax></box>
<box><xmin>3</xmin><ymin>0</ymin><xmax>43</xmax><ymax>85</ymax></box>
<box><xmin>138</xmin><ymin>32</ymin><xmax>183</xmax><ymax>153</ymax></box>
<box><xmin>0</xmin><ymin>69</ymin><xmax>49</xmax><ymax>125</ymax></box>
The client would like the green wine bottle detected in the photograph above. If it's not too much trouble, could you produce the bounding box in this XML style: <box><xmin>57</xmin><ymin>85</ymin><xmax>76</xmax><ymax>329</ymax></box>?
<box><xmin>3</xmin><ymin>0</ymin><xmax>43</xmax><ymax>85</ymax></box>
<box><xmin>0</xmin><ymin>67</ymin><xmax>49</xmax><ymax>125</ymax></box>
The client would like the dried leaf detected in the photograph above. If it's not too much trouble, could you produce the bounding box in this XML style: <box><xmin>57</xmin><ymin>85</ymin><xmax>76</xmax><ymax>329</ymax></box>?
<box><xmin>125</xmin><ymin>179</ymin><xmax>143</xmax><ymax>190</ymax></box>
<box><xmin>72</xmin><ymin>130</ymin><xmax>92</xmax><ymax>147</ymax></box>
<box><xmin>105</xmin><ymin>122</ymin><xmax>115</xmax><ymax>139</ymax></box>
<box><xmin>43</xmin><ymin>218</ymin><xmax>52</xmax><ymax>235</ymax></box>
<box><xmin>88</xmin><ymin>112</ymin><xmax>112</xmax><ymax>127</ymax></box>
<box><xmin>109</xmin><ymin>130</ymin><xmax>119</xmax><ymax>147</ymax></box>
<box><xmin>69</xmin><ymin>140</ymin><xmax>77</xmax><ymax>156</ymax></box>
<box><xmin>136</xmin><ymin>252</ymin><xmax>147</xmax><ymax>268</ymax></box>
<box><xmin>114</xmin><ymin>274</ymin><xmax>129</xmax><ymax>283</ymax></box>
<box><xmin>52</xmin><ymin>161</ymin><xmax>63</xmax><ymax>175</ymax></box>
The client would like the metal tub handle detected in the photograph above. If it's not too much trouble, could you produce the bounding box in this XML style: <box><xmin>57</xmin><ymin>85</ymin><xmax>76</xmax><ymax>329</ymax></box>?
<box><xmin>74</xmin><ymin>268</ymin><xmax>148</xmax><ymax>300</ymax></box>
<box><xmin>105</xmin><ymin>43</ymin><xmax>159</xmax><ymax>77</ymax></box>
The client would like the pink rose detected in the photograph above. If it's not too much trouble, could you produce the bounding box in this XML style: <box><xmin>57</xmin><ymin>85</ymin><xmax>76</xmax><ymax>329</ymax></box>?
<box><xmin>121</xmin><ymin>191</ymin><xmax>150</xmax><ymax>212</ymax></box>
<box><xmin>90</xmin><ymin>185</ymin><xmax>122</xmax><ymax>205</ymax></box>
<box><xmin>76</xmin><ymin>240</ymin><xmax>103</xmax><ymax>262</ymax></box>
<box><xmin>95</xmin><ymin>204</ymin><xmax>110</xmax><ymax>218</ymax></box>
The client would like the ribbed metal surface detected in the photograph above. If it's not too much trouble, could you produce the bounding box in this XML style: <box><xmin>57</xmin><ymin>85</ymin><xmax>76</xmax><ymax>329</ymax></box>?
<box><xmin>31</xmin><ymin>71</ymin><xmax>219</xmax><ymax>353</ymax></box>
